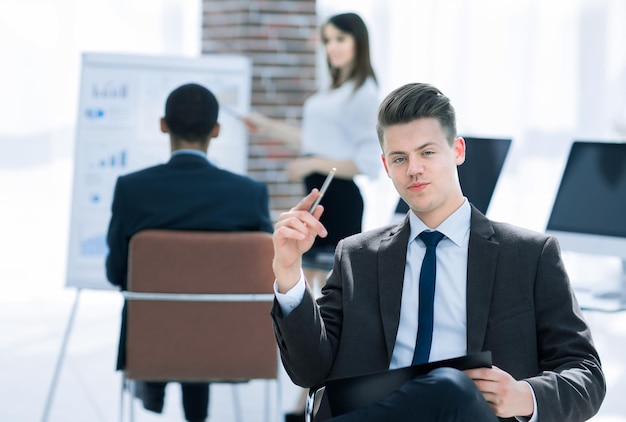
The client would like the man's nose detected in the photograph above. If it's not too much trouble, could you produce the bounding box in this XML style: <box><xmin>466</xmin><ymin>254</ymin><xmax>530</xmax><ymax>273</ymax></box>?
<box><xmin>406</xmin><ymin>157</ymin><xmax>423</xmax><ymax>176</ymax></box>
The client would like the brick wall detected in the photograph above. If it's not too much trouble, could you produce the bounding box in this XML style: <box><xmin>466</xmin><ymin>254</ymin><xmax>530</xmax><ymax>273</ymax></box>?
<box><xmin>201</xmin><ymin>0</ymin><xmax>318</xmax><ymax>222</ymax></box>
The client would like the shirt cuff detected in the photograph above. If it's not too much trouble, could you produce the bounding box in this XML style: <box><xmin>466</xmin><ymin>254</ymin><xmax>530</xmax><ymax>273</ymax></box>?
<box><xmin>515</xmin><ymin>381</ymin><xmax>538</xmax><ymax>422</ymax></box>
<box><xmin>273</xmin><ymin>269</ymin><xmax>306</xmax><ymax>317</ymax></box>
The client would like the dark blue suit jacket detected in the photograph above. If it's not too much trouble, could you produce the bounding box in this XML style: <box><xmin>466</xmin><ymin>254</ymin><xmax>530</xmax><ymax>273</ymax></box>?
<box><xmin>106</xmin><ymin>152</ymin><xmax>273</xmax><ymax>369</ymax></box>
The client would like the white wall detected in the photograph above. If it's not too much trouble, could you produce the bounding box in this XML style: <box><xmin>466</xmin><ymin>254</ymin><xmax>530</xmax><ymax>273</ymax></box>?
<box><xmin>0</xmin><ymin>0</ymin><xmax>201</xmax><ymax>138</ymax></box>
<box><xmin>0</xmin><ymin>0</ymin><xmax>201</xmax><ymax>295</ymax></box>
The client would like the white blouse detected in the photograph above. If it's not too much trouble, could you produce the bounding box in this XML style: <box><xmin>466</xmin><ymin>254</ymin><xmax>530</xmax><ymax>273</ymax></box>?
<box><xmin>301</xmin><ymin>77</ymin><xmax>381</xmax><ymax>179</ymax></box>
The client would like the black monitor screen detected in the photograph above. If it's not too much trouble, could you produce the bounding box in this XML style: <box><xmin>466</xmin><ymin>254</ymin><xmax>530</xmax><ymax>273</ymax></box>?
<box><xmin>546</xmin><ymin>141</ymin><xmax>626</xmax><ymax>238</ymax></box>
<box><xmin>394</xmin><ymin>136</ymin><xmax>512</xmax><ymax>215</ymax></box>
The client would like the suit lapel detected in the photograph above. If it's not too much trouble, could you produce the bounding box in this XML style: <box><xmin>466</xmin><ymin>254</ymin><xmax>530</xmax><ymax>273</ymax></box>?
<box><xmin>378</xmin><ymin>218</ymin><xmax>411</xmax><ymax>362</ymax></box>
<box><xmin>373</xmin><ymin>208</ymin><xmax>499</xmax><ymax>359</ymax></box>
<box><xmin>466</xmin><ymin>207</ymin><xmax>499</xmax><ymax>353</ymax></box>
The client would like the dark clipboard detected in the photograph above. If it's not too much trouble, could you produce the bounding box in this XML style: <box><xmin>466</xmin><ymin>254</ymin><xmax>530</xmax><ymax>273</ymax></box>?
<box><xmin>325</xmin><ymin>351</ymin><xmax>492</xmax><ymax>416</ymax></box>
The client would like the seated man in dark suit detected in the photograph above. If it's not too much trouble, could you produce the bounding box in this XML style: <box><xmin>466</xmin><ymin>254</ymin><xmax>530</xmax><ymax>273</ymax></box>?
<box><xmin>269</xmin><ymin>83</ymin><xmax>605</xmax><ymax>421</ymax></box>
<box><xmin>105</xmin><ymin>83</ymin><xmax>273</xmax><ymax>422</ymax></box>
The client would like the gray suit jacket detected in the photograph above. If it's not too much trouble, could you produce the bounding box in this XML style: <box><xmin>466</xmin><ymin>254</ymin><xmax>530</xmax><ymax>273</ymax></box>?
<box><xmin>272</xmin><ymin>206</ymin><xmax>605</xmax><ymax>421</ymax></box>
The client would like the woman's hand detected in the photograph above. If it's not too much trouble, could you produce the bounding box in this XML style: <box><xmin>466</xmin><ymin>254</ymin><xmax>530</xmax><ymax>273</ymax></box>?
<box><xmin>286</xmin><ymin>156</ymin><xmax>331</xmax><ymax>182</ymax></box>
<box><xmin>241</xmin><ymin>112</ymin><xmax>302</xmax><ymax>146</ymax></box>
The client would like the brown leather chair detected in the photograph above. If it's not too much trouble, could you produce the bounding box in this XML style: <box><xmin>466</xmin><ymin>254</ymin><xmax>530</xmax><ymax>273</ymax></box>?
<box><xmin>120</xmin><ymin>229</ymin><xmax>280</xmax><ymax>421</ymax></box>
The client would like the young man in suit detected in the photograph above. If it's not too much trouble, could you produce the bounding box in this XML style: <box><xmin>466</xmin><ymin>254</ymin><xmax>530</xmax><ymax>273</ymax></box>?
<box><xmin>105</xmin><ymin>83</ymin><xmax>273</xmax><ymax>422</ymax></box>
<box><xmin>270</xmin><ymin>83</ymin><xmax>605</xmax><ymax>421</ymax></box>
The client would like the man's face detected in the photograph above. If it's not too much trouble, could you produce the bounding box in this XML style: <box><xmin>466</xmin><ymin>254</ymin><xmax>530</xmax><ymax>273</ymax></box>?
<box><xmin>381</xmin><ymin>117</ymin><xmax>465</xmax><ymax>226</ymax></box>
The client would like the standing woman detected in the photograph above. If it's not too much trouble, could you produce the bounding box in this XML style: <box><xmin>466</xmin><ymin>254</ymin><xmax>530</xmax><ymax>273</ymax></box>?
<box><xmin>246</xmin><ymin>12</ymin><xmax>380</xmax><ymax>289</ymax></box>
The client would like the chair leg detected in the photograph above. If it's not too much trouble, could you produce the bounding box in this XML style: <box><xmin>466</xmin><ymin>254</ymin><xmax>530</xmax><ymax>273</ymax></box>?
<box><xmin>305</xmin><ymin>388</ymin><xmax>316</xmax><ymax>422</ymax></box>
<box><xmin>275</xmin><ymin>376</ymin><xmax>283</xmax><ymax>422</ymax></box>
<box><xmin>232</xmin><ymin>384</ymin><xmax>243</xmax><ymax>422</ymax></box>
<box><xmin>264</xmin><ymin>381</ymin><xmax>270</xmax><ymax>422</ymax></box>
<box><xmin>275</xmin><ymin>350</ymin><xmax>284</xmax><ymax>422</ymax></box>
<box><xmin>120</xmin><ymin>375</ymin><xmax>126</xmax><ymax>422</ymax></box>
<box><xmin>119</xmin><ymin>375</ymin><xmax>137</xmax><ymax>422</ymax></box>
<box><xmin>305</xmin><ymin>386</ymin><xmax>323</xmax><ymax>422</ymax></box>
<box><xmin>129</xmin><ymin>388</ymin><xmax>135</xmax><ymax>422</ymax></box>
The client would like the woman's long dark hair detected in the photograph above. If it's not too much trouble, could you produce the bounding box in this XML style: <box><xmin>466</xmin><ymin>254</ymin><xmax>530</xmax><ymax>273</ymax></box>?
<box><xmin>324</xmin><ymin>13</ymin><xmax>377</xmax><ymax>90</ymax></box>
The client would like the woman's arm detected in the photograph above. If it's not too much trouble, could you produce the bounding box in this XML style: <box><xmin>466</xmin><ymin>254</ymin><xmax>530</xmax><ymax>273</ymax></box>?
<box><xmin>286</xmin><ymin>156</ymin><xmax>359</xmax><ymax>182</ymax></box>
<box><xmin>243</xmin><ymin>112</ymin><xmax>301</xmax><ymax>147</ymax></box>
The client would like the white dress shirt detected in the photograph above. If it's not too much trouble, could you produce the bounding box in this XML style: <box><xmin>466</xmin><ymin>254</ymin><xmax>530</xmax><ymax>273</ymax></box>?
<box><xmin>389</xmin><ymin>200</ymin><xmax>471</xmax><ymax>368</ymax></box>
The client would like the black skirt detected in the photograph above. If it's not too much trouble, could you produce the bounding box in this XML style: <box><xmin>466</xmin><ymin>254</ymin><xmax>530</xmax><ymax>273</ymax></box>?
<box><xmin>302</xmin><ymin>172</ymin><xmax>363</xmax><ymax>271</ymax></box>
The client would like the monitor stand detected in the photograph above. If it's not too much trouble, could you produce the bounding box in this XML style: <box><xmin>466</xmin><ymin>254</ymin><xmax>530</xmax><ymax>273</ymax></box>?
<box><xmin>575</xmin><ymin>258</ymin><xmax>626</xmax><ymax>313</ymax></box>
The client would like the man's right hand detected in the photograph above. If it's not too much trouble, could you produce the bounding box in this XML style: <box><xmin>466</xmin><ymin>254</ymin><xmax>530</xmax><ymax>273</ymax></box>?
<box><xmin>272</xmin><ymin>189</ymin><xmax>328</xmax><ymax>293</ymax></box>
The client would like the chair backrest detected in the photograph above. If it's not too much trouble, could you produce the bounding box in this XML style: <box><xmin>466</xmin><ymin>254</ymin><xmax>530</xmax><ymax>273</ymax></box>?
<box><xmin>124</xmin><ymin>229</ymin><xmax>277</xmax><ymax>382</ymax></box>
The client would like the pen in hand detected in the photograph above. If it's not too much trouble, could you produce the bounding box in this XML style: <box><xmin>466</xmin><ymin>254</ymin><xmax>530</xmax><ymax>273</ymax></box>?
<box><xmin>308</xmin><ymin>168</ymin><xmax>336</xmax><ymax>213</ymax></box>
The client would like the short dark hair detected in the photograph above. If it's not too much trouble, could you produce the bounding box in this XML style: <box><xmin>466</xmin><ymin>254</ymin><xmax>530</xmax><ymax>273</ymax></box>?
<box><xmin>164</xmin><ymin>83</ymin><xmax>219</xmax><ymax>142</ymax></box>
<box><xmin>324</xmin><ymin>12</ymin><xmax>377</xmax><ymax>90</ymax></box>
<box><xmin>376</xmin><ymin>83</ymin><xmax>457</xmax><ymax>146</ymax></box>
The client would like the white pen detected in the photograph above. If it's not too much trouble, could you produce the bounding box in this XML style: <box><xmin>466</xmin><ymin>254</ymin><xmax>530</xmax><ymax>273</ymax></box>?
<box><xmin>308</xmin><ymin>168</ymin><xmax>336</xmax><ymax>213</ymax></box>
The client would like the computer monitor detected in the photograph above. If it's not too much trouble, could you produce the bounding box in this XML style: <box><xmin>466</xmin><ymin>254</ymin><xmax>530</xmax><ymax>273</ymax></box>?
<box><xmin>546</xmin><ymin>141</ymin><xmax>626</xmax><ymax>258</ymax></box>
<box><xmin>546</xmin><ymin>140</ymin><xmax>626</xmax><ymax>311</ymax></box>
<box><xmin>394</xmin><ymin>136</ymin><xmax>512</xmax><ymax>215</ymax></box>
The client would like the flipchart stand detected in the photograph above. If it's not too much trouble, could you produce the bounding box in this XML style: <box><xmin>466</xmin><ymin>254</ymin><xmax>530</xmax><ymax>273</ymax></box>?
<box><xmin>41</xmin><ymin>288</ymin><xmax>82</xmax><ymax>422</ymax></box>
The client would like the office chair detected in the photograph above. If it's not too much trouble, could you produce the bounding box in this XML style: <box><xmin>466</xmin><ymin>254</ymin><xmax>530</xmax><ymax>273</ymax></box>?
<box><xmin>305</xmin><ymin>386</ymin><xmax>325</xmax><ymax>422</ymax></box>
<box><xmin>120</xmin><ymin>229</ymin><xmax>280</xmax><ymax>422</ymax></box>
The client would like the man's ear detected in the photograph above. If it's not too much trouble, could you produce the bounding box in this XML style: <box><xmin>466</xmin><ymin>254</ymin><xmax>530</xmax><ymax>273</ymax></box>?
<box><xmin>381</xmin><ymin>153</ymin><xmax>390</xmax><ymax>177</ymax></box>
<box><xmin>454</xmin><ymin>136</ymin><xmax>466</xmax><ymax>166</ymax></box>
<box><xmin>210</xmin><ymin>122</ymin><xmax>220</xmax><ymax>138</ymax></box>
<box><xmin>160</xmin><ymin>117</ymin><xmax>169</xmax><ymax>133</ymax></box>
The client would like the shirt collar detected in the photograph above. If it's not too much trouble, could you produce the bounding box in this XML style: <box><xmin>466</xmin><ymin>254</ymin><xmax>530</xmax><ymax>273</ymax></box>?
<box><xmin>408</xmin><ymin>198</ymin><xmax>471</xmax><ymax>247</ymax></box>
<box><xmin>171</xmin><ymin>149</ymin><xmax>209</xmax><ymax>161</ymax></box>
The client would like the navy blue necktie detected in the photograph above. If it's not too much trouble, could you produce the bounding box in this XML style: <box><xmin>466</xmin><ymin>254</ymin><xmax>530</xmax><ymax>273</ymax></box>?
<box><xmin>412</xmin><ymin>230</ymin><xmax>445</xmax><ymax>365</ymax></box>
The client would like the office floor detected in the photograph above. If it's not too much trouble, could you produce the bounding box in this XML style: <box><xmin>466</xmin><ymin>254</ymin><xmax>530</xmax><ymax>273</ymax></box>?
<box><xmin>1</xmin><ymin>289</ymin><xmax>295</xmax><ymax>421</ymax></box>
<box><xmin>1</xmin><ymin>155</ymin><xmax>625</xmax><ymax>421</ymax></box>
<box><xmin>2</xmin><ymin>287</ymin><xmax>625</xmax><ymax>421</ymax></box>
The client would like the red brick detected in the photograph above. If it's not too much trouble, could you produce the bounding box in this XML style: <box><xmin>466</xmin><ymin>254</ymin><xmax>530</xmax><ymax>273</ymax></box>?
<box><xmin>202</xmin><ymin>0</ymin><xmax>316</xmax><ymax>219</ymax></box>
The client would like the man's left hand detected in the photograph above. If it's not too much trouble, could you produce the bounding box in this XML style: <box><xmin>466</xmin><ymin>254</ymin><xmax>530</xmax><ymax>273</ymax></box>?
<box><xmin>464</xmin><ymin>366</ymin><xmax>534</xmax><ymax>419</ymax></box>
